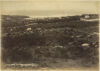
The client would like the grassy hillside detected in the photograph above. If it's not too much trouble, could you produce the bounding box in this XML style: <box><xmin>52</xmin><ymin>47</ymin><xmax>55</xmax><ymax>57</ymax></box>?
<box><xmin>1</xmin><ymin>14</ymin><xmax>99</xmax><ymax>68</ymax></box>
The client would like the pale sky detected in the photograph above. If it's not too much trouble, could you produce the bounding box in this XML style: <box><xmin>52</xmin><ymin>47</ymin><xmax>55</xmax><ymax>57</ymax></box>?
<box><xmin>0</xmin><ymin>0</ymin><xmax>99</xmax><ymax>17</ymax></box>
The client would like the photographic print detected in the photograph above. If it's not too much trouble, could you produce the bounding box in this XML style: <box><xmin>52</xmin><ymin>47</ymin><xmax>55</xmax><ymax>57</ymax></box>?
<box><xmin>0</xmin><ymin>0</ymin><xmax>99</xmax><ymax>71</ymax></box>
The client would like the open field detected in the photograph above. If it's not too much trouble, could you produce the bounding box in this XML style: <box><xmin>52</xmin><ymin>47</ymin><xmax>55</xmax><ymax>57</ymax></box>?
<box><xmin>1</xmin><ymin>14</ymin><xmax>99</xmax><ymax>69</ymax></box>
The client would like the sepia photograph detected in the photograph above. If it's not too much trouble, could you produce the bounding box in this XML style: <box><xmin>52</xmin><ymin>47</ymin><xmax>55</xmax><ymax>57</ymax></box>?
<box><xmin>0</xmin><ymin>0</ymin><xmax>99</xmax><ymax>70</ymax></box>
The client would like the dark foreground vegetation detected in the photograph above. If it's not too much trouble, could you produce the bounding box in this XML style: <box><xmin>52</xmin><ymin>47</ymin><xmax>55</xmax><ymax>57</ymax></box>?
<box><xmin>1</xmin><ymin>14</ymin><xmax>99</xmax><ymax>69</ymax></box>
